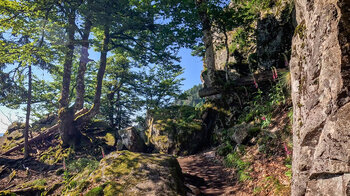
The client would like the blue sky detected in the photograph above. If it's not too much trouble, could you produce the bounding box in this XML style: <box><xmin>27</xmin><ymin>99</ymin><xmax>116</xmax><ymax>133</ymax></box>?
<box><xmin>0</xmin><ymin>48</ymin><xmax>203</xmax><ymax>133</ymax></box>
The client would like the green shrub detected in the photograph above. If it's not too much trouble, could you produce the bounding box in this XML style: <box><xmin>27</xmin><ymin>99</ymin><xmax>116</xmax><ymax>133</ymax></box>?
<box><xmin>224</xmin><ymin>152</ymin><xmax>251</xmax><ymax>182</ymax></box>
<box><xmin>86</xmin><ymin>186</ymin><xmax>104</xmax><ymax>196</ymax></box>
<box><xmin>67</xmin><ymin>157</ymin><xmax>99</xmax><ymax>173</ymax></box>
<box><xmin>217</xmin><ymin>142</ymin><xmax>234</xmax><ymax>156</ymax></box>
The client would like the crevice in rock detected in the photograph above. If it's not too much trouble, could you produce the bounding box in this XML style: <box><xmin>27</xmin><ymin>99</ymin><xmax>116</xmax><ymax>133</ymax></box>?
<box><xmin>309</xmin><ymin>172</ymin><xmax>343</xmax><ymax>180</ymax></box>
<box><xmin>337</xmin><ymin>0</ymin><xmax>350</xmax><ymax>108</ymax></box>
<box><xmin>300</xmin><ymin>120</ymin><xmax>325</xmax><ymax>147</ymax></box>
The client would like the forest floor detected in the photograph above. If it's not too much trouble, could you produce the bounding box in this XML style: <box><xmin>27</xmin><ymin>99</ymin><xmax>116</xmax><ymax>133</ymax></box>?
<box><xmin>178</xmin><ymin>150</ymin><xmax>236</xmax><ymax>195</ymax></box>
<box><xmin>0</xmin><ymin>106</ymin><xmax>292</xmax><ymax>195</ymax></box>
<box><xmin>178</xmin><ymin>107</ymin><xmax>292</xmax><ymax>196</ymax></box>
<box><xmin>178</xmin><ymin>147</ymin><xmax>291</xmax><ymax>196</ymax></box>
<box><xmin>0</xmin><ymin>135</ymin><xmax>65</xmax><ymax>195</ymax></box>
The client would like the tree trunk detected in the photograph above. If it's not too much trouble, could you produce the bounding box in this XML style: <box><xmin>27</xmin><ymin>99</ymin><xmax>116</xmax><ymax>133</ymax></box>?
<box><xmin>24</xmin><ymin>65</ymin><xmax>32</xmax><ymax>159</ymax></box>
<box><xmin>93</xmin><ymin>25</ymin><xmax>110</xmax><ymax>113</ymax></box>
<box><xmin>223</xmin><ymin>28</ymin><xmax>230</xmax><ymax>82</ymax></box>
<box><xmin>75</xmin><ymin>18</ymin><xmax>92</xmax><ymax>111</ymax></box>
<box><xmin>290</xmin><ymin>1</ymin><xmax>350</xmax><ymax>195</ymax></box>
<box><xmin>196</xmin><ymin>0</ymin><xmax>216</xmax><ymax>88</ymax></box>
<box><xmin>75</xmin><ymin>25</ymin><xmax>110</xmax><ymax>126</ymax></box>
<box><xmin>116</xmin><ymin>90</ymin><xmax>121</xmax><ymax>130</ymax></box>
<box><xmin>58</xmin><ymin>10</ymin><xmax>77</xmax><ymax>147</ymax></box>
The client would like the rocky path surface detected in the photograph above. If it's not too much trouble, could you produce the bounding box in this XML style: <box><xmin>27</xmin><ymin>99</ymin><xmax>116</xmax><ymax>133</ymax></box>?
<box><xmin>178</xmin><ymin>150</ymin><xmax>235</xmax><ymax>196</ymax></box>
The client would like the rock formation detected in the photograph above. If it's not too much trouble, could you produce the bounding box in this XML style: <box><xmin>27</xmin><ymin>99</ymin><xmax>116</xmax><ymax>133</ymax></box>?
<box><xmin>290</xmin><ymin>1</ymin><xmax>350</xmax><ymax>195</ymax></box>
<box><xmin>117</xmin><ymin>127</ymin><xmax>146</xmax><ymax>152</ymax></box>
<box><xmin>66</xmin><ymin>151</ymin><xmax>185</xmax><ymax>196</ymax></box>
<box><xmin>146</xmin><ymin>106</ymin><xmax>204</xmax><ymax>155</ymax></box>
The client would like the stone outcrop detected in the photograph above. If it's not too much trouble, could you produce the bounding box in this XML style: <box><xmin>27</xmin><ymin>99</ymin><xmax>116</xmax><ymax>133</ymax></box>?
<box><xmin>229</xmin><ymin>123</ymin><xmax>260</xmax><ymax>145</ymax></box>
<box><xmin>198</xmin><ymin>0</ymin><xmax>295</xmax><ymax>150</ymax></box>
<box><xmin>256</xmin><ymin>3</ymin><xmax>295</xmax><ymax>69</ymax></box>
<box><xmin>117</xmin><ymin>127</ymin><xmax>146</xmax><ymax>152</ymax></box>
<box><xmin>66</xmin><ymin>151</ymin><xmax>185</xmax><ymax>196</ymax></box>
<box><xmin>146</xmin><ymin>106</ymin><xmax>204</xmax><ymax>155</ymax></box>
<box><xmin>290</xmin><ymin>0</ymin><xmax>350</xmax><ymax>195</ymax></box>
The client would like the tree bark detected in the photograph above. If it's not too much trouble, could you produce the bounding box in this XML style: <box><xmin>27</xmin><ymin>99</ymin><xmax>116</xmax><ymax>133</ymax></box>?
<box><xmin>75</xmin><ymin>25</ymin><xmax>110</xmax><ymax>126</ymax></box>
<box><xmin>58</xmin><ymin>9</ymin><xmax>77</xmax><ymax>147</ymax></box>
<box><xmin>75</xmin><ymin>18</ymin><xmax>92</xmax><ymax>111</ymax></box>
<box><xmin>290</xmin><ymin>1</ymin><xmax>350</xmax><ymax>195</ymax></box>
<box><xmin>24</xmin><ymin>65</ymin><xmax>32</xmax><ymax>159</ymax></box>
<box><xmin>196</xmin><ymin>0</ymin><xmax>216</xmax><ymax>88</ymax></box>
<box><xmin>107</xmin><ymin>89</ymin><xmax>115</xmax><ymax>128</ymax></box>
<box><xmin>93</xmin><ymin>25</ymin><xmax>110</xmax><ymax>113</ymax></box>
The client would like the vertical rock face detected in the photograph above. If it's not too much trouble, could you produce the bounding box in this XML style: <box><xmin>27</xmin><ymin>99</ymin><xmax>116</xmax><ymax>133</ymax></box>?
<box><xmin>290</xmin><ymin>0</ymin><xmax>350</xmax><ymax>195</ymax></box>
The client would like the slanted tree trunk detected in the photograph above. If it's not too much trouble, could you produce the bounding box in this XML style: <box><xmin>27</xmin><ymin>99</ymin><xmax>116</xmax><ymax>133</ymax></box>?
<box><xmin>24</xmin><ymin>65</ymin><xmax>32</xmax><ymax>159</ymax></box>
<box><xmin>75</xmin><ymin>18</ymin><xmax>92</xmax><ymax>111</ymax></box>
<box><xmin>290</xmin><ymin>1</ymin><xmax>350</xmax><ymax>195</ymax></box>
<box><xmin>59</xmin><ymin>10</ymin><xmax>78</xmax><ymax>147</ymax></box>
<box><xmin>196</xmin><ymin>0</ymin><xmax>216</xmax><ymax>88</ymax></box>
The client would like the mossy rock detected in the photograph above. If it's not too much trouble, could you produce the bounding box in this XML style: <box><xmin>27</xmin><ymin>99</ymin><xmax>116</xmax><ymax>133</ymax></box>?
<box><xmin>4</xmin><ymin>122</ymin><xmax>25</xmax><ymax>135</ymax></box>
<box><xmin>65</xmin><ymin>151</ymin><xmax>185</xmax><ymax>196</ymax></box>
<box><xmin>118</xmin><ymin>127</ymin><xmax>146</xmax><ymax>152</ymax></box>
<box><xmin>0</xmin><ymin>191</ymin><xmax>16</xmax><ymax>196</ymax></box>
<box><xmin>147</xmin><ymin>106</ymin><xmax>203</xmax><ymax>155</ymax></box>
<box><xmin>0</xmin><ymin>129</ymin><xmax>24</xmax><ymax>152</ymax></box>
<box><xmin>39</xmin><ymin>146</ymin><xmax>73</xmax><ymax>165</ymax></box>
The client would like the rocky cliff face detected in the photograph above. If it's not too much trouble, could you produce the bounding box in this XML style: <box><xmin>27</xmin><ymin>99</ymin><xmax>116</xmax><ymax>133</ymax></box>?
<box><xmin>203</xmin><ymin>0</ymin><xmax>295</xmax><ymax>89</ymax></box>
<box><xmin>290</xmin><ymin>0</ymin><xmax>350</xmax><ymax>195</ymax></box>
<box><xmin>199</xmin><ymin>0</ymin><xmax>295</xmax><ymax>145</ymax></box>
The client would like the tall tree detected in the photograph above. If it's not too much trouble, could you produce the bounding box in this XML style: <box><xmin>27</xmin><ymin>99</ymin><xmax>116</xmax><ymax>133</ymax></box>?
<box><xmin>195</xmin><ymin>0</ymin><xmax>217</xmax><ymax>88</ymax></box>
<box><xmin>100</xmin><ymin>53</ymin><xmax>141</xmax><ymax>130</ymax></box>
<box><xmin>57</xmin><ymin>1</ymin><xmax>80</xmax><ymax>147</ymax></box>
<box><xmin>141</xmin><ymin>64</ymin><xmax>184</xmax><ymax>110</ymax></box>
<box><xmin>0</xmin><ymin>0</ymin><xmax>56</xmax><ymax>157</ymax></box>
<box><xmin>63</xmin><ymin>0</ymin><xmax>202</xmax><ymax>147</ymax></box>
<box><xmin>74</xmin><ymin>0</ymin><xmax>93</xmax><ymax>111</ymax></box>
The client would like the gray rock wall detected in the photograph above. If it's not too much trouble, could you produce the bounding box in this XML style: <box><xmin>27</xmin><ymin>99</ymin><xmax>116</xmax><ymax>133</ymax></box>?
<box><xmin>290</xmin><ymin>0</ymin><xmax>350</xmax><ymax>195</ymax></box>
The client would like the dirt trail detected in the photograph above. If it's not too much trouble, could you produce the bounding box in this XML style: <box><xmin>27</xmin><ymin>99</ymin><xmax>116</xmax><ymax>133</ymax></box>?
<box><xmin>178</xmin><ymin>150</ymin><xmax>236</xmax><ymax>196</ymax></box>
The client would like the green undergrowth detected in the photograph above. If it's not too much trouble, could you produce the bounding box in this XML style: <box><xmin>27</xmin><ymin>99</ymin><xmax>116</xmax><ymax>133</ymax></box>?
<box><xmin>214</xmin><ymin>75</ymin><xmax>293</xmax><ymax>194</ymax></box>
<box><xmin>40</xmin><ymin>146</ymin><xmax>73</xmax><ymax>165</ymax></box>
<box><xmin>238</xmin><ymin>78</ymin><xmax>288</xmax><ymax>126</ymax></box>
<box><xmin>224</xmin><ymin>149</ymin><xmax>252</xmax><ymax>182</ymax></box>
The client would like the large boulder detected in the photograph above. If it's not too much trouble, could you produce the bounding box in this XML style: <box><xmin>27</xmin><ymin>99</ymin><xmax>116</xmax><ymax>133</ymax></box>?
<box><xmin>66</xmin><ymin>151</ymin><xmax>185</xmax><ymax>196</ymax></box>
<box><xmin>4</xmin><ymin>121</ymin><xmax>25</xmax><ymax>135</ymax></box>
<box><xmin>117</xmin><ymin>127</ymin><xmax>146</xmax><ymax>152</ymax></box>
<box><xmin>0</xmin><ymin>122</ymin><xmax>25</xmax><ymax>152</ymax></box>
<box><xmin>228</xmin><ymin>123</ymin><xmax>260</xmax><ymax>145</ymax></box>
<box><xmin>146</xmin><ymin>106</ymin><xmax>204</xmax><ymax>155</ymax></box>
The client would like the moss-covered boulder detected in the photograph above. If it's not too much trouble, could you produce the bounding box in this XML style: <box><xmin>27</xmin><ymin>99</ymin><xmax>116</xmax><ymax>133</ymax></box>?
<box><xmin>0</xmin><ymin>122</ymin><xmax>25</xmax><ymax>152</ymax></box>
<box><xmin>117</xmin><ymin>127</ymin><xmax>146</xmax><ymax>152</ymax></box>
<box><xmin>146</xmin><ymin>106</ymin><xmax>203</xmax><ymax>155</ymax></box>
<box><xmin>65</xmin><ymin>151</ymin><xmax>185</xmax><ymax>196</ymax></box>
<box><xmin>228</xmin><ymin>123</ymin><xmax>261</xmax><ymax>145</ymax></box>
<box><xmin>4</xmin><ymin>122</ymin><xmax>25</xmax><ymax>135</ymax></box>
